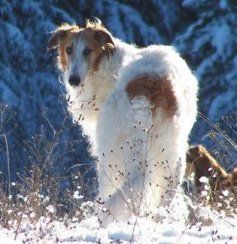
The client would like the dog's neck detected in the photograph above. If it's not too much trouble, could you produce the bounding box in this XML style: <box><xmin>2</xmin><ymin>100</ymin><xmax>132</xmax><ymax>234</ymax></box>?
<box><xmin>67</xmin><ymin>39</ymin><xmax>136</xmax><ymax>145</ymax></box>
<box><xmin>81</xmin><ymin>39</ymin><xmax>135</xmax><ymax>113</ymax></box>
<box><xmin>89</xmin><ymin>39</ymin><xmax>134</xmax><ymax>102</ymax></box>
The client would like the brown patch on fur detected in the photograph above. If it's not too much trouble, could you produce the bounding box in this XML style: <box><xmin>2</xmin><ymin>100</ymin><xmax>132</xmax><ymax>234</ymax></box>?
<box><xmin>186</xmin><ymin>145</ymin><xmax>230</xmax><ymax>191</ymax></box>
<box><xmin>126</xmin><ymin>75</ymin><xmax>178</xmax><ymax>116</ymax></box>
<box><xmin>48</xmin><ymin>24</ymin><xmax>79</xmax><ymax>50</ymax></box>
<box><xmin>93</xmin><ymin>42</ymin><xmax>115</xmax><ymax>71</ymax></box>
<box><xmin>221</xmin><ymin>167</ymin><xmax>237</xmax><ymax>188</ymax></box>
<box><xmin>58</xmin><ymin>32</ymin><xmax>78</xmax><ymax>71</ymax></box>
<box><xmin>79</xmin><ymin>27</ymin><xmax>115</xmax><ymax>71</ymax></box>
<box><xmin>48</xmin><ymin>20</ymin><xmax>115</xmax><ymax>71</ymax></box>
<box><xmin>48</xmin><ymin>24</ymin><xmax>80</xmax><ymax>70</ymax></box>
<box><xmin>231</xmin><ymin>168</ymin><xmax>237</xmax><ymax>185</ymax></box>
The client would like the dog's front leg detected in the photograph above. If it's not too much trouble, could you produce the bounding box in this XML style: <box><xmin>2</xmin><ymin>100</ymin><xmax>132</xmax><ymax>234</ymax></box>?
<box><xmin>96</xmin><ymin>172</ymin><xmax>148</xmax><ymax>227</ymax></box>
<box><xmin>97</xmin><ymin>132</ymin><xmax>151</xmax><ymax>226</ymax></box>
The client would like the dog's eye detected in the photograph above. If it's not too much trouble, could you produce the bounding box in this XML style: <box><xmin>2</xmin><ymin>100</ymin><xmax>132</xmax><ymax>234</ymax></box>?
<box><xmin>66</xmin><ymin>46</ymin><xmax>73</xmax><ymax>55</ymax></box>
<box><xmin>83</xmin><ymin>48</ymin><xmax>92</xmax><ymax>56</ymax></box>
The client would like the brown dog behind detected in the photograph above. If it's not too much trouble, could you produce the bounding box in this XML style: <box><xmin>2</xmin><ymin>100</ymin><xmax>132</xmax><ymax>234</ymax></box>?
<box><xmin>186</xmin><ymin>145</ymin><xmax>237</xmax><ymax>192</ymax></box>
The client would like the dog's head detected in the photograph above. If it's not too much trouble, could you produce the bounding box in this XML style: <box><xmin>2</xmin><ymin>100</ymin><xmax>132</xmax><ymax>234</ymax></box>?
<box><xmin>48</xmin><ymin>20</ymin><xmax>115</xmax><ymax>87</ymax></box>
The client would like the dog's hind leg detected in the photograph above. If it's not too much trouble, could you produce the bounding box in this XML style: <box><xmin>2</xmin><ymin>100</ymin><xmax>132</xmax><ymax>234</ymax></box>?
<box><xmin>96</xmin><ymin>96</ymin><xmax>154</xmax><ymax>225</ymax></box>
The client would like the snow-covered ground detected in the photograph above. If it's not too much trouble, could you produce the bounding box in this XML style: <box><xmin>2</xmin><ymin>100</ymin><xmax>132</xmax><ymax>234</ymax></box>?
<box><xmin>1</xmin><ymin>208</ymin><xmax>237</xmax><ymax>243</ymax></box>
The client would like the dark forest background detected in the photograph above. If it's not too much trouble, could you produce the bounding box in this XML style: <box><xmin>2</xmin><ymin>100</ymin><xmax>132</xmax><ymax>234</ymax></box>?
<box><xmin>0</xmin><ymin>0</ymin><xmax>237</xmax><ymax>188</ymax></box>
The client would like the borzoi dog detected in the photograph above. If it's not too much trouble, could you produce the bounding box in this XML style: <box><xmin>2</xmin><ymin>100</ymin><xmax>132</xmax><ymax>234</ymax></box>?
<box><xmin>48</xmin><ymin>20</ymin><xmax>198</xmax><ymax>225</ymax></box>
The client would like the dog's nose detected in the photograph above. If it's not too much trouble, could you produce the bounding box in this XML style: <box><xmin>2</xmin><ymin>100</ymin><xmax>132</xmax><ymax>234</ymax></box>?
<box><xmin>69</xmin><ymin>76</ymin><xmax>81</xmax><ymax>86</ymax></box>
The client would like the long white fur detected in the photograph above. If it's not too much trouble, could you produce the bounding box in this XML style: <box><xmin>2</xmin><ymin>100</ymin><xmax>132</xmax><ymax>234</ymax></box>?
<box><xmin>62</xmin><ymin>32</ymin><xmax>198</xmax><ymax>224</ymax></box>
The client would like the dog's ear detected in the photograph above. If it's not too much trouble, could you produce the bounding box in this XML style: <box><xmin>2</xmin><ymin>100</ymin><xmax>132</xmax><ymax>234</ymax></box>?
<box><xmin>187</xmin><ymin>145</ymin><xmax>203</xmax><ymax>163</ymax></box>
<box><xmin>94</xmin><ymin>29</ymin><xmax>115</xmax><ymax>50</ymax></box>
<box><xmin>186</xmin><ymin>148</ymin><xmax>192</xmax><ymax>163</ymax></box>
<box><xmin>48</xmin><ymin>29</ymin><xmax>66</xmax><ymax>50</ymax></box>
<box><xmin>92</xmin><ymin>29</ymin><xmax>115</xmax><ymax>71</ymax></box>
<box><xmin>48</xmin><ymin>24</ymin><xmax>79</xmax><ymax>50</ymax></box>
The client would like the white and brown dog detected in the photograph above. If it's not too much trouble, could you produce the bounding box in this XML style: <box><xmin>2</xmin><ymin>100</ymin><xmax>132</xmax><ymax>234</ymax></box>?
<box><xmin>48</xmin><ymin>20</ymin><xmax>198</xmax><ymax>225</ymax></box>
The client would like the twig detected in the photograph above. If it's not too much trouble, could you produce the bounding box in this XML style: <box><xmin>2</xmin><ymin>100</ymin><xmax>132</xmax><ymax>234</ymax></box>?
<box><xmin>130</xmin><ymin>137</ymin><xmax>149</xmax><ymax>243</ymax></box>
<box><xmin>198</xmin><ymin>112</ymin><xmax>237</xmax><ymax>151</ymax></box>
<box><xmin>0</xmin><ymin>133</ymin><xmax>11</xmax><ymax>200</ymax></box>
<box><xmin>14</xmin><ymin>197</ymin><xmax>29</xmax><ymax>240</ymax></box>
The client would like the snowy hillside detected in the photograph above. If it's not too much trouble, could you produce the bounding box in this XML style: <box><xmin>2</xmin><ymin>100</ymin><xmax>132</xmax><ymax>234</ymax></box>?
<box><xmin>1</xmin><ymin>211</ymin><xmax>237</xmax><ymax>243</ymax></box>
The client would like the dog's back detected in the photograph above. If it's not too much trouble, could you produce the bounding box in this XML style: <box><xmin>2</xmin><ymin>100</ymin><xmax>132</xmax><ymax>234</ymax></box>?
<box><xmin>96</xmin><ymin>44</ymin><xmax>198</xmax><ymax>224</ymax></box>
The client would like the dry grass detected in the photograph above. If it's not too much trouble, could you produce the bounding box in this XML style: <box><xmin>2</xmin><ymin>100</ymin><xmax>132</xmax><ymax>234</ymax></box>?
<box><xmin>0</xmin><ymin>104</ymin><xmax>236</xmax><ymax>243</ymax></box>
<box><xmin>0</xmin><ymin>104</ymin><xmax>96</xmax><ymax>239</ymax></box>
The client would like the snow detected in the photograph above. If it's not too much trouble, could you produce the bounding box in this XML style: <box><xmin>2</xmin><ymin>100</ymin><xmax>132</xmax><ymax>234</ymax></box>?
<box><xmin>222</xmin><ymin>190</ymin><xmax>229</xmax><ymax>197</ymax></box>
<box><xmin>219</xmin><ymin>0</ymin><xmax>228</xmax><ymax>9</ymax></box>
<box><xmin>1</xmin><ymin>209</ymin><xmax>237</xmax><ymax>243</ymax></box>
<box><xmin>0</xmin><ymin>230</ymin><xmax>19</xmax><ymax>244</ymax></box>
<box><xmin>210</xmin><ymin>21</ymin><xmax>231</xmax><ymax>56</ymax></box>
<box><xmin>199</xmin><ymin>176</ymin><xmax>209</xmax><ymax>183</ymax></box>
<box><xmin>208</xmin><ymin>89</ymin><xmax>235</xmax><ymax>120</ymax></box>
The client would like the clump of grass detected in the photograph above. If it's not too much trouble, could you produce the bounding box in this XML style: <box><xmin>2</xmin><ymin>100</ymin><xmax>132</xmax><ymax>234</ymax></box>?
<box><xmin>0</xmin><ymin>104</ymin><xmax>96</xmax><ymax>238</ymax></box>
<box><xmin>0</xmin><ymin>163</ymin><xmax>94</xmax><ymax>232</ymax></box>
